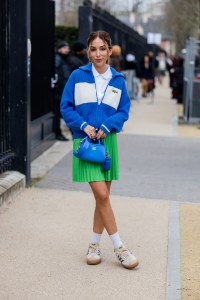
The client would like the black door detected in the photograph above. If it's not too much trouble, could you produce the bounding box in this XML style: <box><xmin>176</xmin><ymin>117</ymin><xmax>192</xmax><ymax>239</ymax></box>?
<box><xmin>31</xmin><ymin>0</ymin><xmax>56</xmax><ymax>159</ymax></box>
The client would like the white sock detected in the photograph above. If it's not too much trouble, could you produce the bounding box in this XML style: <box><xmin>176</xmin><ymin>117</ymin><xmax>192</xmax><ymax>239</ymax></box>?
<box><xmin>91</xmin><ymin>232</ymin><xmax>102</xmax><ymax>244</ymax></box>
<box><xmin>109</xmin><ymin>232</ymin><xmax>123</xmax><ymax>249</ymax></box>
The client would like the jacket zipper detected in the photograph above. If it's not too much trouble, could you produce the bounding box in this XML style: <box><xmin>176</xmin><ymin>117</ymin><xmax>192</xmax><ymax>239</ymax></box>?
<box><xmin>95</xmin><ymin>78</ymin><xmax>112</xmax><ymax>125</ymax></box>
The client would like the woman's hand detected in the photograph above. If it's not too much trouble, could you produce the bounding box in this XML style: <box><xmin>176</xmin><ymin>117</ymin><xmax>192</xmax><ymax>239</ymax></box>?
<box><xmin>96</xmin><ymin>129</ymin><xmax>107</xmax><ymax>140</ymax></box>
<box><xmin>84</xmin><ymin>125</ymin><xmax>96</xmax><ymax>139</ymax></box>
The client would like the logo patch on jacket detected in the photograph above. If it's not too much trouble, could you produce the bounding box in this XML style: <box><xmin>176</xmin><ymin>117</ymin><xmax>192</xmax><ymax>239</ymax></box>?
<box><xmin>112</xmin><ymin>89</ymin><xmax>118</xmax><ymax>94</ymax></box>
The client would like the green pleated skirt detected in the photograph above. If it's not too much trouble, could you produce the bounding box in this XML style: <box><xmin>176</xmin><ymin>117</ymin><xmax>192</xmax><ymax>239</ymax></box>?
<box><xmin>72</xmin><ymin>133</ymin><xmax>119</xmax><ymax>182</ymax></box>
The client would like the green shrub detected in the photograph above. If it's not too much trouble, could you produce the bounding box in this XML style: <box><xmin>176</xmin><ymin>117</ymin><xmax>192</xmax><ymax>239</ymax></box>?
<box><xmin>55</xmin><ymin>26</ymin><xmax>78</xmax><ymax>48</ymax></box>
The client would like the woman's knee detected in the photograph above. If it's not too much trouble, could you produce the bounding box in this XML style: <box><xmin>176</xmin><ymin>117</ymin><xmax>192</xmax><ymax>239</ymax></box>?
<box><xmin>89</xmin><ymin>182</ymin><xmax>110</xmax><ymax>206</ymax></box>
<box><xmin>95</xmin><ymin>191</ymin><xmax>109</xmax><ymax>204</ymax></box>
<box><xmin>95</xmin><ymin>191</ymin><xmax>109</xmax><ymax>207</ymax></box>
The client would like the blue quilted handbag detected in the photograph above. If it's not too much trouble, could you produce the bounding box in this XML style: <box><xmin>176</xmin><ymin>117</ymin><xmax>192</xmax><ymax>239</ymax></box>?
<box><xmin>73</xmin><ymin>136</ymin><xmax>106</xmax><ymax>163</ymax></box>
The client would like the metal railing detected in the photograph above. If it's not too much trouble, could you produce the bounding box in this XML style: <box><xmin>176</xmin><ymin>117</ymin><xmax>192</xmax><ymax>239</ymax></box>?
<box><xmin>0</xmin><ymin>93</ymin><xmax>14</xmax><ymax>173</ymax></box>
<box><xmin>78</xmin><ymin>3</ymin><xmax>149</xmax><ymax>63</ymax></box>
<box><xmin>0</xmin><ymin>0</ymin><xmax>14</xmax><ymax>174</ymax></box>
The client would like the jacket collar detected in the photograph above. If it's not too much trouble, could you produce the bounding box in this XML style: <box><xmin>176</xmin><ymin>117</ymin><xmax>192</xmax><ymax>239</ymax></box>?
<box><xmin>92</xmin><ymin>64</ymin><xmax>112</xmax><ymax>80</ymax></box>
<box><xmin>79</xmin><ymin>63</ymin><xmax>124</xmax><ymax>78</ymax></box>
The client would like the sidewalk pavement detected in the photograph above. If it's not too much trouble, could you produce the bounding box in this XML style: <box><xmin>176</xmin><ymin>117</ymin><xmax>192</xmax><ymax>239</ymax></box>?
<box><xmin>0</xmin><ymin>78</ymin><xmax>200</xmax><ymax>300</ymax></box>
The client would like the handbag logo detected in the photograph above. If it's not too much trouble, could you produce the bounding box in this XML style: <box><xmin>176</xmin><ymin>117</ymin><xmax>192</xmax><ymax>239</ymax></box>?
<box><xmin>92</xmin><ymin>146</ymin><xmax>97</xmax><ymax>150</ymax></box>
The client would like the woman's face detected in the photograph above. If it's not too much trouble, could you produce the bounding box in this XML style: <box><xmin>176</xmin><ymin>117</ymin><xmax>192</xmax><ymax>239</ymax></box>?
<box><xmin>88</xmin><ymin>37</ymin><xmax>112</xmax><ymax>72</ymax></box>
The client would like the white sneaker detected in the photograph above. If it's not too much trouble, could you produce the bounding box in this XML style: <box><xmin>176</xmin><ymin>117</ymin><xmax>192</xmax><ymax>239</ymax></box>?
<box><xmin>114</xmin><ymin>244</ymin><xmax>139</xmax><ymax>269</ymax></box>
<box><xmin>86</xmin><ymin>243</ymin><xmax>101</xmax><ymax>265</ymax></box>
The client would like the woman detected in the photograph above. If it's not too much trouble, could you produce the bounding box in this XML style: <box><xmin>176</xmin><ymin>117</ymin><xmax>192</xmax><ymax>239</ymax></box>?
<box><xmin>110</xmin><ymin>44</ymin><xmax>122</xmax><ymax>72</ymax></box>
<box><xmin>140</xmin><ymin>51</ymin><xmax>155</xmax><ymax>97</ymax></box>
<box><xmin>60</xmin><ymin>31</ymin><xmax>139</xmax><ymax>270</ymax></box>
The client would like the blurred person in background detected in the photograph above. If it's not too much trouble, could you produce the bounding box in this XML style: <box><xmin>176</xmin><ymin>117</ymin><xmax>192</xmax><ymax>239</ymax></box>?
<box><xmin>68</xmin><ymin>41</ymin><xmax>89</xmax><ymax>72</ymax></box>
<box><xmin>140</xmin><ymin>51</ymin><xmax>156</xmax><ymax>97</ymax></box>
<box><xmin>170</xmin><ymin>56</ymin><xmax>184</xmax><ymax>104</ymax></box>
<box><xmin>125</xmin><ymin>53</ymin><xmax>141</xmax><ymax>100</ymax></box>
<box><xmin>110</xmin><ymin>45</ymin><xmax>123</xmax><ymax>72</ymax></box>
<box><xmin>55</xmin><ymin>41</ymin><xmax>71</xmax><ymax>141</ymax></box>
<box><xmin>156</xmin><ymin>52</ymin><xmax>167</xmax><ymax>85</ymax></box>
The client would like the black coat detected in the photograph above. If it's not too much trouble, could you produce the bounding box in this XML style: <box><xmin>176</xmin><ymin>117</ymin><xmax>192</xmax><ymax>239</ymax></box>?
<box><xmin>67</xmin><ymin>53</ymin><xmax>89</xmax><ymax>72</ymax></box>
<box><xmin>140</xmin><ymin>58</ymin><xmax>155</xmax><ymax>80</ymax></box>
<box><xmin>55</xmin><ymin>53</ymin><xmax>71</xmax><ymax>99</ymax></box>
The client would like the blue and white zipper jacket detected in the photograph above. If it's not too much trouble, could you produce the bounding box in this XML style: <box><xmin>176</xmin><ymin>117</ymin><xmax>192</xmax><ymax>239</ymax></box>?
<box><xmin>60</xmin><ymin>63</ymin><xmax>130</xmax><ymax>139</ymax></box>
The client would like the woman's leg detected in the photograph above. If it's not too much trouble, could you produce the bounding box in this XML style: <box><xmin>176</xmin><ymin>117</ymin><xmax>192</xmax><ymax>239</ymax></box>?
<box><xmin>86</xmin><ymin>180</ymin><xmax>117</xmax><ymax>265</ymax></box>
<box><xmin>92</xmin><ymin>181</ymin><xmax>112</xmax><ymax>234</ymax></box>
<box><xmin>88</xmin><ymin>181</ymin><xmax>139</xmax><ymax>269</ymax></box>
<box><xmin>89</xmin><ymin>181</ymin><xmax>117</xmax><ymax>235</ymax></box>
<box><xmin>142</xmin><ymin>79</ymin><xmax>148</xmax><ymax>96</ymax></box>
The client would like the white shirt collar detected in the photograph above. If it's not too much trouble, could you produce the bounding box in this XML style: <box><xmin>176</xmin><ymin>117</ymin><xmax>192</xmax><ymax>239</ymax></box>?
<box><xmin>92</xmin><ymin>64</ymin><xmax>112</xmax><ymax>80</ymax></box>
